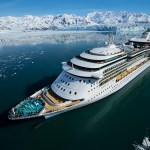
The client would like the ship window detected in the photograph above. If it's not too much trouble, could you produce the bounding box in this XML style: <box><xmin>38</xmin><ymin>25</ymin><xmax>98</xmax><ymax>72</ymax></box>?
<box><xmin>74</xmin><ymin>92</ymin><xmax>77</xmax><ymax>95</ymax></box>
<box><xmin>61</xmin><ymin>88</ymin><xmax>63</xmax><ymax>90</ymax></box>
<box><xmin>63</xmin><ymin>89</ymin><xmax>65</xmax><ymax>91</ymax></box>
<box><xmin>68</xmin><ymin>83</ymin><xmax>70</xmax><ymax>86</ymax></box>
<box><xmin>72</xmin><ymin>78</ymin><xmax>74</xmax><ymax>80</ymax></box>
<box><xmin>89</xmin><ymin>79</ymin><xmax>91</xmax><ymax>83</ymax></box>
<box><xmin>79</xmin><ymin>80</ymin><xmax>82</xmax><ymax>82</ymax></box>
<box><xmin>69</xmin><ymin>91</ymin><xmax>71</xmax><ymax>94</ymax></box>
<box><xmin>69</xmin><ymin>77</ymin><xmax>71</xmax><ymax>79</ymax></box>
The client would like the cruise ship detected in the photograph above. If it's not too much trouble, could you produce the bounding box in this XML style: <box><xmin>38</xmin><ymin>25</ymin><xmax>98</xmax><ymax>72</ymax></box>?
<box><xmin>8</xmin><ymin>31</ymin><xmax>150</xmax><ymax>120</ymax></box>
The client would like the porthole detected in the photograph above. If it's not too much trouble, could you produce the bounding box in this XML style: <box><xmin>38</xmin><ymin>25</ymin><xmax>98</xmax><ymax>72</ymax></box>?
<box><xmin>74</xmin><ymin>92</ymin><xmax>77</xmax><ymax>95</ymax></box>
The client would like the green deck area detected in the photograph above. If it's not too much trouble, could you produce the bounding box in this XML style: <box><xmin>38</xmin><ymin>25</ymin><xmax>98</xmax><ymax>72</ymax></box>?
<box><xmin>15</xmin><ymin>98</ymin><xmax>44</xmax><ymax>117</ymax></box>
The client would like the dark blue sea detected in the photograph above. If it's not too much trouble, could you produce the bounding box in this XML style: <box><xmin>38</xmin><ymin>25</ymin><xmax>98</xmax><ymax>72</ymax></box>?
<box><xmin>0</xmin><ymin>31</ymin><xmax>150</xmax><ymax>150</ymax></box>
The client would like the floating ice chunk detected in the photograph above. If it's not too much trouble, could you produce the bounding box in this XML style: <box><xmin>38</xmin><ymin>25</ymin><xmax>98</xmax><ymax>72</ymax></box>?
<box><xmin>142</xmin><ymin>137</ymin><xmax>150</xmax><ymax>147</ymax></box>
<box><xmin>133</xmin><ymin>137</ymin><xmax>150</xmax><ymax>150</ymax></box>
<box><xmin>39</xmin><ymin>50</ymin><xmax>45</xmax><ymax>55</ymax></box>
<box><xmin>3</xmin><ymin>75</ymin><xmax>6</xmax><ymax>78</ymax></box>
<box><xmin>12</xmin><ymin>72</ymin><xmax>17</xmax><ymax>76</ymax></box>
<box><xmin>25</xmin><ymin>57</ymin><xmax>31</xmax><ymax>60</ymax></box>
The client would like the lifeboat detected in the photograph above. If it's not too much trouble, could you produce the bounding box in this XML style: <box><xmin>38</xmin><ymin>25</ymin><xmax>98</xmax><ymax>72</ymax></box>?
<box><xmin>128</xmin><ymin>69</ymin><xmax>132</xmax><ymax>73</ymax></box>
<box><xmin>116</xmin><ymin>75</ymin><xmax>122</xmax><ymax>81</ymax></box>
<box><xmin>132</xmin><ymin>66</ymin><xmax>137</xmax><ymax>71</ymax></box>
<box><xmin>133</xmin><ymin>66</ymin><xmax>137</xmax><ymax>70</ymax></box>
<box><xmin>123</xmin><ymin>71</ymin><xmax>128</xmax><ymax>76</ymax></box>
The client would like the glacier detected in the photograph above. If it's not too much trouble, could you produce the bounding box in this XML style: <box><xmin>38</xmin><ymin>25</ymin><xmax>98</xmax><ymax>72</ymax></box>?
<box><xmin>0</xmin><ymin>11</ymin><xmax>150</xmax><ymax>32</ymax></box>
<box><xmin>0</xmin><ymin>11</ymin><xmax>149</xmax><ymax>47</ymax></box>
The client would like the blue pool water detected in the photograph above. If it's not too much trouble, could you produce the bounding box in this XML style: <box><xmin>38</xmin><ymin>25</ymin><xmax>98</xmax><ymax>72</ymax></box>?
<box><xmin>15</xmin><ymin>98</ymin><xmax>44</xmax><ymax>117</ymax></box>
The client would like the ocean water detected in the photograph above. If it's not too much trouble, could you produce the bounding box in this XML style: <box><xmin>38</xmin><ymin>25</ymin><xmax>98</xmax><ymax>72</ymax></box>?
<box><xmin>0</xmin><ymin>31</ymin><xmax>150</xmax><ymax>150</ymax></box>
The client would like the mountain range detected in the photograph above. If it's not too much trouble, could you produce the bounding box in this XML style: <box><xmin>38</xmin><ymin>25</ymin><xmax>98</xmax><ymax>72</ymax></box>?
<box><xmin>0</xmin><ymin>11</ymin><xmax>150</xmax><ymax>31</ymax></box>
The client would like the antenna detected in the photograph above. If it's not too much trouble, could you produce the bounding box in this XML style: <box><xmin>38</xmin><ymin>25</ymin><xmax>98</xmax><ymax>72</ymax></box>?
<box><xmin>72</xmin><ymin>63</ymin><xmax>74</xmax><ymax>70</ymax></box>
<box><xmin>108</xmin><ymin>33</ymin><xmax>114</xmax><ymax>45</ymax></box>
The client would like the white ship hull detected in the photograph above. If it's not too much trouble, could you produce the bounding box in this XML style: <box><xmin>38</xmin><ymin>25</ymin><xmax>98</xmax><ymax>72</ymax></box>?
<box><xmin>8</xmin><ymin>36</ymin><xmax>150</xmax><ymax>120</ymax></box>
<box><xmin>44</xmin><ymin>60</ymin><xmax>150</xmax><ymax>119</ymax></box>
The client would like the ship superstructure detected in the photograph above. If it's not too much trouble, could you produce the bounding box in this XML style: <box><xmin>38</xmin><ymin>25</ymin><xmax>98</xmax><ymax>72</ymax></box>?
<box><xmin>8</xmin><ymin>31</ymin><xmax>150</xmax><ymax>120</ymax></box>
<box><xmin>129</xmin><ymin>29</ymin><xmax>150</xmax><ymax>46</ymax></box>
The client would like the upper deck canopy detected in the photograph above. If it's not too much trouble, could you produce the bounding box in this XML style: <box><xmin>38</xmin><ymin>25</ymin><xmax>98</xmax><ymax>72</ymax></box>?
<box><xmin>90</xmin><ymin>44</ymin><xmax>122</xmax><ymax>56</ymax></box>
<box><xmin>80</xmin><ymin>44</ymin><xmax>125</xmax><ymax>61</ymax></box>
<box><xmin>129</xmin><ymin>30</ymin><xmax>150</xmax><ymax>44</ymax></box>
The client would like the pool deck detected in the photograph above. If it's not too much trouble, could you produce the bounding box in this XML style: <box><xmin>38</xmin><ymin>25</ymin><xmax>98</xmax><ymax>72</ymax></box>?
<box><xmin>37</xmin><ymin>92</ymin><xmax>80</xmax><ymax>113</ymax></box>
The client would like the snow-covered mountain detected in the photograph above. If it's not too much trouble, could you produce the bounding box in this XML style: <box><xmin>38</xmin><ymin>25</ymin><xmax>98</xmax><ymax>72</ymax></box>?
<box><xmin>0</xmin><ymin>11</ymin><xmax>150</xmax><ymax>31</ymax></box>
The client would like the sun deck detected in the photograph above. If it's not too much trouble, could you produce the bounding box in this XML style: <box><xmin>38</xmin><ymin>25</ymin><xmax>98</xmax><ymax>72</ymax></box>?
<box><xmin>39</xmin><ymin>89</ymin><xmax>82</xmax><ymax>113</ymax></box>
<box><xmin>43</xmin><ymin>99</ymin><xmax>80</xmax><ymax>113</ymax></box>
<box><xmin>45</xmin><ymin>89</ymin><xmax>65</xmax><ymax>104</ymax></box>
